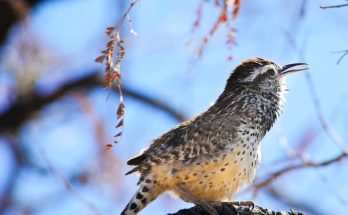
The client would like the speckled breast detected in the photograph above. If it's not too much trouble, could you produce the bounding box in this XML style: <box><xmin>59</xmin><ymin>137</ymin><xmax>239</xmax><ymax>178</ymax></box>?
<box><xmin>151</xmin><ymin>141</ymin><xmax>261</xmax><ymax>202</ymax></box>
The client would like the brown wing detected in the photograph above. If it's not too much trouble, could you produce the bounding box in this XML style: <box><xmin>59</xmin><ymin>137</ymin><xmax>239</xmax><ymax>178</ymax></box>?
<box><xmin>124</xmin><ymin>121</ymin><xmax>192</xmax><ymax>175</ymax></box>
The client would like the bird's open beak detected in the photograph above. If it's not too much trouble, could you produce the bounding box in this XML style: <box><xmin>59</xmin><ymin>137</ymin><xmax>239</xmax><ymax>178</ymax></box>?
<box><xmin>279</xmin><ymin>63</ymin><xmax>309</xmax><ymax>76</ymax></box>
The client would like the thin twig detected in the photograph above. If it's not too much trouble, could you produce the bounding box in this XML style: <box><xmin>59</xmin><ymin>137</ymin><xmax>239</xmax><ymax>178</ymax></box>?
<box><xmin>304</xmin><ymin>71</ymin><xmax>348</xmax><ymax>154</ymax></box>
<box><xmin>320</xmin><ymin>3</ymin><xmax>348</xmax><ymax>9</ymax></box>
<box><xmin>284</xmin><ymin>32</ymin><xmax>348</xmax><ymax>155</ymax></box>
<box><xmin>315</xmin><ymin>172</ymin><xmax>348</xmax><ymax>205</ymax></box>
<box><xmin>115</xmin><ymin>0</ymin><xmax>139</xmax><ymax>32</ymax></box>
<box><xmin>334</xmin><ymin>49</ymin><xmax>348</xmax><ymax>64</ymax></box>
<box><xmin>41</xmin><ymin>152</ymin><xmax>101</xmax><ymax>215</ymax></box>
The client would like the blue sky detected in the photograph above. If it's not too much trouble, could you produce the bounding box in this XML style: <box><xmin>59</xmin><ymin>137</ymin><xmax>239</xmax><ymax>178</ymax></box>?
<box><xmin>1</xmin><ymin>0</ymin><xmax>348</xmax><ymax>214</ymax></box>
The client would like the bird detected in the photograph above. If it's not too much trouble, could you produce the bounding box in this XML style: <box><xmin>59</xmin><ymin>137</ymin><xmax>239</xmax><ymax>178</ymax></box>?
<box><xmin>121</xmin><ymin>57</ymin><xmax>308</xmax><ymax>215</ymax></box>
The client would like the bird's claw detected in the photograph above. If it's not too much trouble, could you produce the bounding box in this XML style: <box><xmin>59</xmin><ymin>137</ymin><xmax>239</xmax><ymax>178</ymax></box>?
<box><xmin>231</xmin><ymin>200</ymin><xmax>255</xmax><ymax>211</ymax></box>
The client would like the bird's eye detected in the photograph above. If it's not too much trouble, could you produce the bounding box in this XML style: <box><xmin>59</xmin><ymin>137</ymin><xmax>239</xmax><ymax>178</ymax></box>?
<box><xmin>265</xmin><ymin>69</ymin><xmax>276</xmax><ymax>76</ymax></box>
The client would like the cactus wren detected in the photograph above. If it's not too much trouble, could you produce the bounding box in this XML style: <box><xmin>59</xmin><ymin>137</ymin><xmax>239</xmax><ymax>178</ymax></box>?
<box><xmin>121</xmin><ymin>58</ymin><xmax>308</xmax><ymax>215</ymax></box>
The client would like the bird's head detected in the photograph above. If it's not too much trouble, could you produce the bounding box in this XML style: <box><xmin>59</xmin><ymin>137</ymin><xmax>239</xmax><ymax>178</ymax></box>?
<box><xmin>225</xmin><ymin>57</ymin><xmax>308</xmax><ymax>93</ymax></box>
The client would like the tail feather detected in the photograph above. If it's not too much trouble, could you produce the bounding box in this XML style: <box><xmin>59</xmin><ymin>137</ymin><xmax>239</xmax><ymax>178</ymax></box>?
<box><xmin>127</xmin><ymin>153</ymin><xmax>147</xmax><ymax>165</ymax></box>
<box><xmin>125</xmin><ymin>166</ymin><xmax>140</xmax><ymax>175</ymax></box>
<box><xmin>121</xmin><ymin>178</ymin><xmax>160</xmax><ymax>215</ymax></box>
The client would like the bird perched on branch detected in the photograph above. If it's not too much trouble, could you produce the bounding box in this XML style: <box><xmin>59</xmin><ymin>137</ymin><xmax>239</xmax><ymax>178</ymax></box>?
<box><xmin>121</xmin><ymin>57</ymin><xmax>308</xmax><ymax>215</ymax></box>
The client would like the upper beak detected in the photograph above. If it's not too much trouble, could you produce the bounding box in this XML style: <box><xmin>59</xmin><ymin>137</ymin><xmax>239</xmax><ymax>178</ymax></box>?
<box><xmin>279</xmin><ymin>63</ymin><xmax>309</xmax><ymax>76</ymax></box>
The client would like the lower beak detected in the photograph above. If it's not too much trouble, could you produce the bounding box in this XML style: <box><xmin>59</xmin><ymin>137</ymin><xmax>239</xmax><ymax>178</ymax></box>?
<box><xmin>279</xmin><ymin>63</ymin><xmax>309</xmax><ymax>76</ymax></box>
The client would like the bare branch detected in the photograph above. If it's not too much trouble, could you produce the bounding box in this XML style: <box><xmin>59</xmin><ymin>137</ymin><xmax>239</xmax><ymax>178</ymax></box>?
<box><xmin>0</xmin><ymin>72</ymin><xmax>187</xmax><ymax>132</ymax></box>
<box><xmin>124</xmin><ymin>87</ymin><xmax>187</xmax><ymax>122</ymax></box>
<box><xmin>320</xmin><ymin>3</ymin><xmax>348</xmax><ymax>9</ymax></box>
<box><xmin>253</xmin><ymin>153</ymin><xmax>347</xmax><ymax>191</ymax></box>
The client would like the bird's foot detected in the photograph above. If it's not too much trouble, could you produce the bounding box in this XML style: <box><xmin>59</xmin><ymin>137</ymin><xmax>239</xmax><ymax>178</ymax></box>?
<box><xmin>196</xmin><ymin>201</ymin><xmax>219</xmax><ymax>215</ymax></box>
<box><xmin>231</xmin><ymin>200</ymin><xmax>255</xmax><ymax>211</ymax></box>
<box><xmin>208</xmin><ymin>201</ymin><xmax>238</xmax><ymax>215</ymax></box>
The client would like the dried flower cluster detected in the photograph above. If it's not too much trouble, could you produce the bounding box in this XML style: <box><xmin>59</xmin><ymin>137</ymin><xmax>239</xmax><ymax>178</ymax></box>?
<box><xmin>193</xmin><ymin>0</ymin><xmax>241</xmax><ymax>58</ymax></box>
<box><xmin>95</xmin><ymin>0</ymin><xmax>138</xmax><ymax>148</ymax></box>
<box><xmin>95</xmin><ymin>28</ymin><xmax>125</xmax><ymax>149</ymax></box>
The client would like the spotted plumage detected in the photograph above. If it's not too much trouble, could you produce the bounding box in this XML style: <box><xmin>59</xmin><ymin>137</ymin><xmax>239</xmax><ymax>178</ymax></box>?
<box><xmin>121</xmin><ymin>58</ymin><xmax>308</xmax><ymax>215</ymax></box>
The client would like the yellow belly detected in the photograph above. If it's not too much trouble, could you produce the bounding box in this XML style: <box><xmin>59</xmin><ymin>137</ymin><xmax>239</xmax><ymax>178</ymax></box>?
<box><xmin>151</xmin><ymin>147</ymin><xmax>260</xmax><ymax>202</ymax></box>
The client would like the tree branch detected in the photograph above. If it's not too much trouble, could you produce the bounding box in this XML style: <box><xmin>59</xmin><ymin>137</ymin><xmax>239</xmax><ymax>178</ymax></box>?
<box><xmin>253</xmin><ymin>153</ymin><xmax>347</xmax><ymax>190</ymax></box>
<box><xmin>0</xmin><ymin>0</ymin><xmax>44</xmax><ymax>44</ymax></box>
<box><xmin>169</xmin><ymin>203</ymin><xmax>304</xmax><ymax>215</ymax></box>
<box><xmin>0</xmin><ymin>71</ymin><xmax>187</xmax><ymax>132</ymax></box>
<box><xmin>124</xmin><ymin>87</ymin><xmax>187</xmax><ymax>122</ymax></box>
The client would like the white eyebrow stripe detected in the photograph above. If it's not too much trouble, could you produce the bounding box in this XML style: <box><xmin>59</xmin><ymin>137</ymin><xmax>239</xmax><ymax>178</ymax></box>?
<box><xmin>242</xmin><ymin>64</ymin><xmax>276</xmax><ymax>82</ymax></box>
